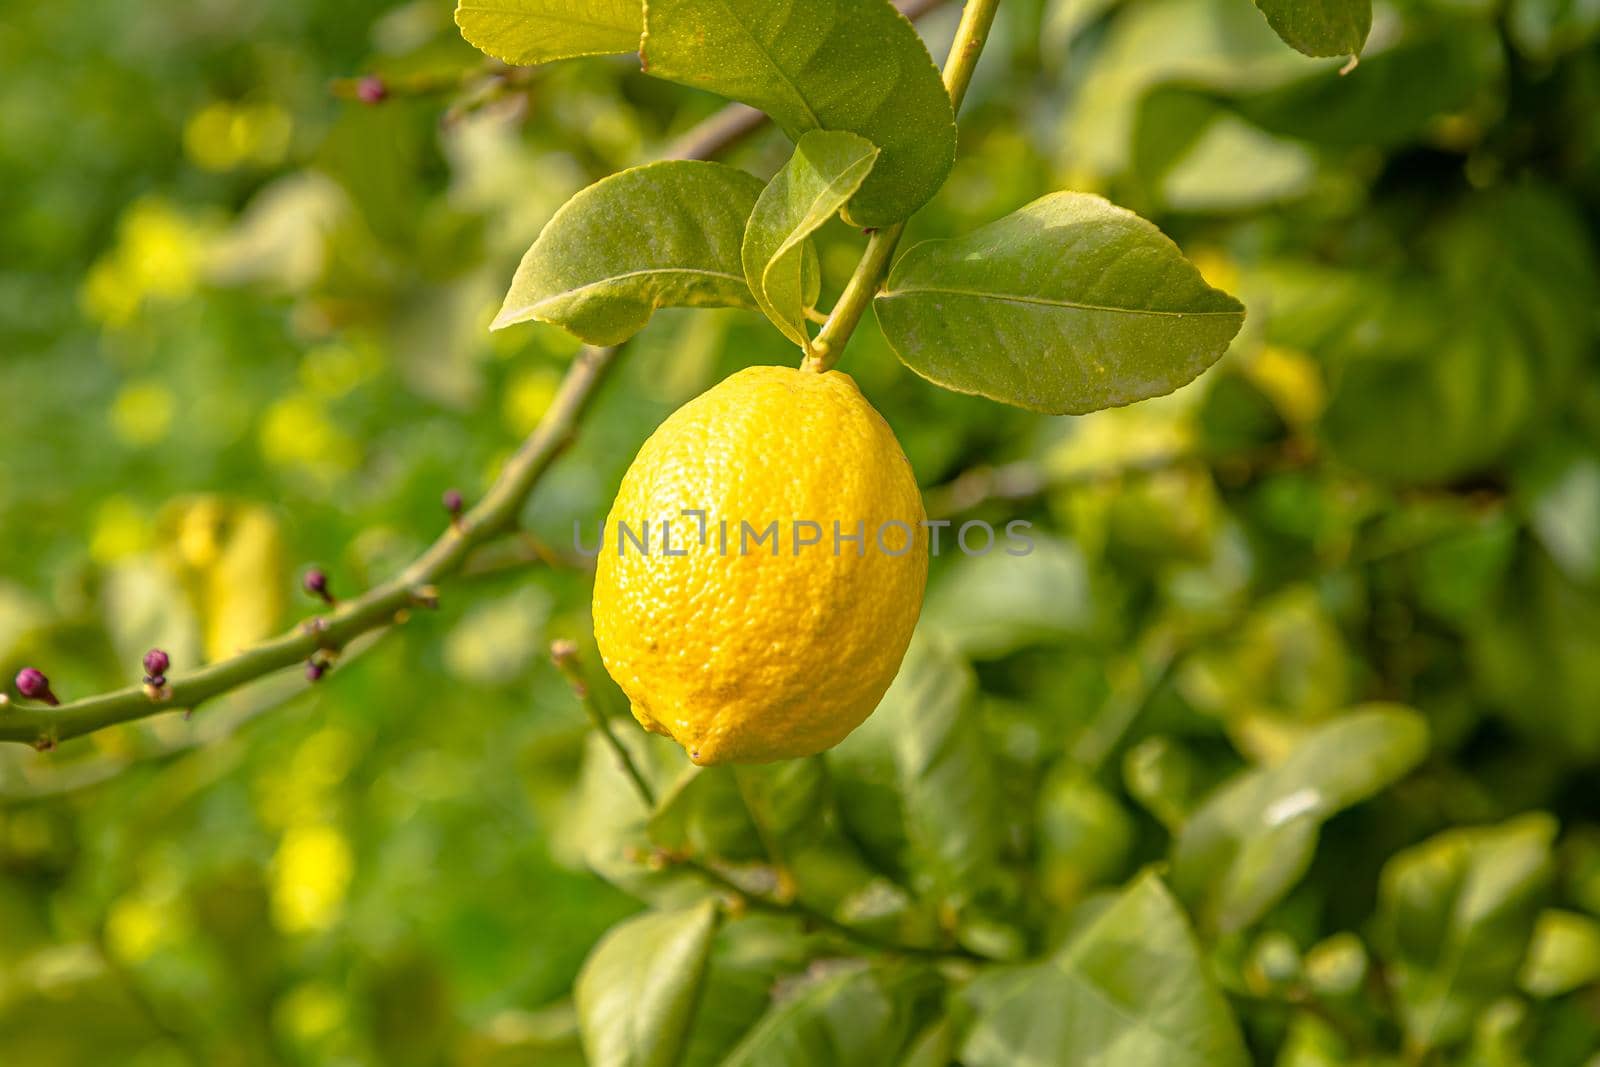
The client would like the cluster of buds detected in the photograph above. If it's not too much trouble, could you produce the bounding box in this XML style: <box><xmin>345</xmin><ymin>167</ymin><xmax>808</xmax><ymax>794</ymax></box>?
<box><xmin>143</xmin><ymin>649</ymin><xmax>173</xmax><ymax>701</ymax></box>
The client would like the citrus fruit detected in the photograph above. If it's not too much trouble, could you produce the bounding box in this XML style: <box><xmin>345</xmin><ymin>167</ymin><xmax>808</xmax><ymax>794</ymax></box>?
<box><xmin>592</xmin><ymin>365</ymin><xmax>928</xmax><ymax>764</ymax></box>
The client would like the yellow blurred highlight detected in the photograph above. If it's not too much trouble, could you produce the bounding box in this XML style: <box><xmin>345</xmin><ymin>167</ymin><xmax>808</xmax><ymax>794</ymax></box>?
<box><xmin>159</xmin><ymin>498</ymin><xmax>288</xmax><ymax>660</ymax></box>
<box><xmin>260</xmin><ymin>393</ymin><xmax>360</xmax><ymax>482</ymax></box>
<box><xmin>110</xmin><ymin>380</ymin><xmax>176</xmax><ymax>446</ymax></box>
<box><xmin>1189</xmin><ymin>246</ymin><xmax>1242</xmax><ymax>297</ymax></box>
<box><xmin>503</xmin><ymin>366</ymin><xmax>561</xmax><ymax>436</ymax></box>
<box><xmin>81</xmin><ymin>198</ymin><xmax>209</xmax><ymax>328</ymax></box>
<box><xmin>276</xmin><ymin>982</ymin><xmax>348</xmax><ymax>1044</ymax></box>
<box><xmin>256</xmin><ymin>727</ymin><xmax>362</xmax><ymax>830</ymax></box>
<box><xmin>299</xmin><ymin>343</ymin><xmax>381</xmax><ymax>399</ymax></box>
<box><xmin>1246</xmin><ymin>345</ymin><xmax>1326</xmax><ymax>426</ymax></box>
<box><xmin>185</xmin><ymin>100</ymin><xmax>293</xmax><ymax>173</ymax></box>
<box><xmin>106</xmin><ymin>896</ymin><xmax>172</xmax><ymax>963</ymax></box>
<box><xmin>272</xmin><ymin>824</ymin><xmax>354</xmax><ymax>934</ymax></box>
<box><xmin>90</xmin><ymin>496</ymin><xmax>152</xmax><ymax>564</ymax></box>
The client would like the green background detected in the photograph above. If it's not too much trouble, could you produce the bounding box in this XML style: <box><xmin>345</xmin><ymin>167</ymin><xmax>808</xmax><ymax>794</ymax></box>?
<box><xmin>2</xmin><ymin>0</ymin><xmax>1599</xmax><ymax>1063</ymax></box>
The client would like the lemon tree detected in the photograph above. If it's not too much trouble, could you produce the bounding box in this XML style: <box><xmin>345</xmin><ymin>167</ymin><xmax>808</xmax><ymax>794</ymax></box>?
<box><xmin>7</xmin><ymin>0</ymin><xmax>1600</xmax><ymax>1064</ymax></box>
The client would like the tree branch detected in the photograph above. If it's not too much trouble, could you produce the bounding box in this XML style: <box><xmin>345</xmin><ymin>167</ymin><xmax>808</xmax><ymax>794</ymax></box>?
<box><xmin>0</xmin><ymin>110</ymin><xmax>759</xmax><ymax>749</ymax></box>
<box><xmin>3</xmin><ymin>0</ymin><xmax>958</xmax><ymax>750</ymax></box>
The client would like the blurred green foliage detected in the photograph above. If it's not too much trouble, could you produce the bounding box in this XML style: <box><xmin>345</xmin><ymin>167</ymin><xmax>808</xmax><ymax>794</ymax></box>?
<box><xmin>2</xmin><ymin>0</ymin><xmax>1599</xmax><ymax>1064</ymax></box>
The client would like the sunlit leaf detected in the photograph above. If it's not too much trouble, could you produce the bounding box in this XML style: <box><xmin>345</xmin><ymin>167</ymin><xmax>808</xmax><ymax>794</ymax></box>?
<box><xmin>455</xmin><ymin>0</ymin><xmax>641</xmax><ymax>66</ymax></box>
<box><xmin>1172</xmin><ymin>705</ymin><xmax>1429</xmax><ymax>934</ymax></box>
<box><xmin>1252</xmin><ymin>0</ymin><xmax>1371</xmax><ymax>58</ymax></box>
<box><xmin>640</xmin><ymin>0</ymin><xmax>955</xmax><ymax>227</ymax></box>
<box><xmin>1519</xmin><ymin>909</ymin><xmax>1600</xmax><ymax>998</ymax></box>
<box><xmin>875</xmin><ymin>192</ymin><xmax>1245</xmax><ymax>414</ymax></box>
<box><xmin>574</xmin><ymin>901</ymin><xmax>718</xmax><ymax>1067</ymax></box>
<box><xmin>493</xmin><ymin>161</ymin><xmax>763</xmax><ymax>345</ymax></box>
<box><xmin>961</xmin><ymin>872</ymin><xmax>1250</xmax><ymax>1067</ymax></box>
<box><xmin>721</xmin><ymin>960</ymin><xmax>941</xmax><ymax>1067</ymax></box>
<box><xmin>742</xmin><ymin>130</ymin><xmax>877</xmax><ymax>351</ymax></box>
<box><xmin>1377</xmin><ymin>814</ymin><xmax>1557</xmax><ymax>1054</ymax></box>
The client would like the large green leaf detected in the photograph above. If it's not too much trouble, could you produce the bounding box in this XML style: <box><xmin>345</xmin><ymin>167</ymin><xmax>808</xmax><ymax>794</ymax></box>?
<box><xmin>640</xmin><ymin>0</ymin><xmax>955</xmax><ymax>227</ymax></box>
<box><xmin>1171</xmin><ymin>705</ymin><xmax>1429</xmax><ymax>934</ymax></box>
<box><xmin>961</xmin><ymin>873</ymin><xmax>1250</xmax><ymax>1067</ymax></box>
<box><xmin>742</xmin><ymin>130</ymin><xmax>878</xmax><ymax>352</ymax></box>
<box><xmin>826</xmin><ymin>635</ymin><xmax>1002</xmax><ymax>908</ymax></box>
<box><xmin>1376</xmin><ymin>814</ymin><xmax>1558</xmax><ymax>1055</ymax></box>
<box><xmin>573</xmin><ymin>901</ymin><xmax>719</xmax><ymax>1067</ymax></box>
<box><xmin>875</xmin><ymin>192</ymin><xmax>1245</xmax><ymax>414</ymax></box>
<box><xmin>678</xmin><ymin>917</ymin><xmax>817</xmax><ymax>1067</ymax></box>
<box><xmin>875</xmin><ymin>635</ymin><xmax>1000</xmax><ymax>902</ymax></box>
<box><xmin>492</xmin><ymin>161</ymin><xmax>763</xmax><ymax>345</ymax></box>
<box><xmin>454</xmin><ymin>0</ymin><xmax>641</xmax><ymax>66</ymax></box>
<box><xmin>721</xmin><ymin>961</ymin><xmax>941</xmax><ymax>1067</ymax></box>
<box><xmin>1252</xmin><ymin>0</ymin><xmax>1371</xmax><ymax>58</ymax></box>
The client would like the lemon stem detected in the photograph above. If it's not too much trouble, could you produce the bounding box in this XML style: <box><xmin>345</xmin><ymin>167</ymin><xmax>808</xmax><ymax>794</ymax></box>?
<box><xmin>805</xmin><ymin>0</ymin><xmax>1004</xmax><ymax>373</ymax></box>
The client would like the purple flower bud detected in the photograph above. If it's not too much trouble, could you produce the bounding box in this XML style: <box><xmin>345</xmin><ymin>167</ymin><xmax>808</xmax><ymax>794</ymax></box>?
<box><xmin>443</xmin><ymin>488</ymin><xmax>464</xmax><ymax>517</ymax></box>
<box><xmin>143</xmin><ymin>648</ymin><xmax>170</xmax><ymax>677</ymax></box>
<box><xmin>15</xmin><ymin>668</ymin><xmax>58</xmax><ymax>706</ymax></box>
<box><xmin>356</xmin><ymin>76</ymin><xmax>387</xmax><ymax>105</ymax></box>
<box><xmin>306</xmin><ymin>660</ymin><xmax>326</xmax><ymax>683</ymax></box>
<box><xmin>303</xmin><ymin>568</ymin><xmax>332</xmax><ymax>603</ymax></box>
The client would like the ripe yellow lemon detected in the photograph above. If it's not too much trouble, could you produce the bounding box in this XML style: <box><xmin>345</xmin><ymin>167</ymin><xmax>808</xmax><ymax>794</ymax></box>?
<box><xmin>592</xmin><ymin>365</ymin><xmax>928</xmax><ymax>764</ymax></box>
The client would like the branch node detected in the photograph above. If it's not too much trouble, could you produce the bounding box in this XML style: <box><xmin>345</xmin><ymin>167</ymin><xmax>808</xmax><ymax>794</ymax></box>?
<box><xmin>410</xmin><ymin>585</ymin><xmax>441</xmax><ymax>610</ymax></box>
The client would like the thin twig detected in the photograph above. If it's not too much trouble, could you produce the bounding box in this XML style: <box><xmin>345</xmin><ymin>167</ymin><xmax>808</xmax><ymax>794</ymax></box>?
<box><xmin>551</xmin><ymin>639</ymin><xmax>657</xmax><ymax>807</ymax></box>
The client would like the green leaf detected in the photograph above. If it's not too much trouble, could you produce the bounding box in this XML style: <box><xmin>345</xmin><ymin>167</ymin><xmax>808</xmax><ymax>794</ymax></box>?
<box><xmin>640</xmin><ymin>0</ymin><xmax>955</xmax><ymax>227</ymax></box>
<box><xmin>742</xmin><ymin>130</ymin><xmax>878</xmax><ymax>352</ymax></box>
<box><xmin>492</xmin><ymin>161</ymin><xmax>763</xmax><ymax>345</ymax></box>
<box><xmin>875</xmin><ymin>192</ymin><xmax>1245</xmax><ymax>414</ymax></box>
<box><xmin>875</xmin><ymin>635</ymin><xmax>1000</xmax><ymax>902</ymax></box>
<box><xmin>1133</xmin><ymin>90</ymin><xmax>1317</xmax><ymax>212</ymax></box>
<box><xmin>454</xmin><ymin>0</ymin><xmax>641</xmax><ymax>66</ymax></box>
<box><xmin>722</xmin><ymin>961</ymin><xmax>941</xmax><ymax>1067</ymax></box>
<box><xmin>961</xmin><ymin>872</ymin><xmax>1250</xmax><ymax>1067</ymax></box>
<box><xmin>1471</xmin><ymin>554</ymin><xmax>1600</xmax><ymax>756</ymax></box>
<box><xmin>1519</xmin><ymin>909</ymin><xmax>1600</xmax><ymax>998</ymax></box>
<box><xmin>1252</xmin><ymin>0</ymin><xmax>1371</xmax><ymax>58</ymax></box>
<box><xmin>678</xmin><ymin>917</ymin><xmax>816</xmax><ymax>1067</ymax></box>
<box><xmin>1518</xmin><ymin>437</ymin><xmax>1600</xmax><ymax>586</ymax></box>
<box><xmin>574</xmin><ymin>901</ymin><xmax>719</xmax><ymax>1067</ymax></box>
<box><xmin>1509</xmin><ymin>0</ymin><xmax>1600</xmax><ymax>60</ymax></box>
<box><xmin>1171</xmin><ymin>705</ymin><xmax>1429</xmax><ymax>935</ymax></box>
<box><xmin>922</xmin><ymin>534</ymin><xmax>1101</xmax><ymax>658</ymax></box>
<box><xmin>649</xmin><ymin>766</ymin><xmax>766</xmax><ymax>862</ymax></box>
<box><xmin>1036</xmin><ymin>767</ymin><xmax>1136</xmax><ymax>908</ymax></box>
<box><xmin>1377</xmin><ymin>814</ymin><xmax>1558</xmax><ymax>1054</ymax></box>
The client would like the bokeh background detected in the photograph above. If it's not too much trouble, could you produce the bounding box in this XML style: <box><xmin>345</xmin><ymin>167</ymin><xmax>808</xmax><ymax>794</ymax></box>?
<box><xmin>3</xmin><ymin>0</ymin><xmax>1599</xmax><ymax>1063</ymax></box>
